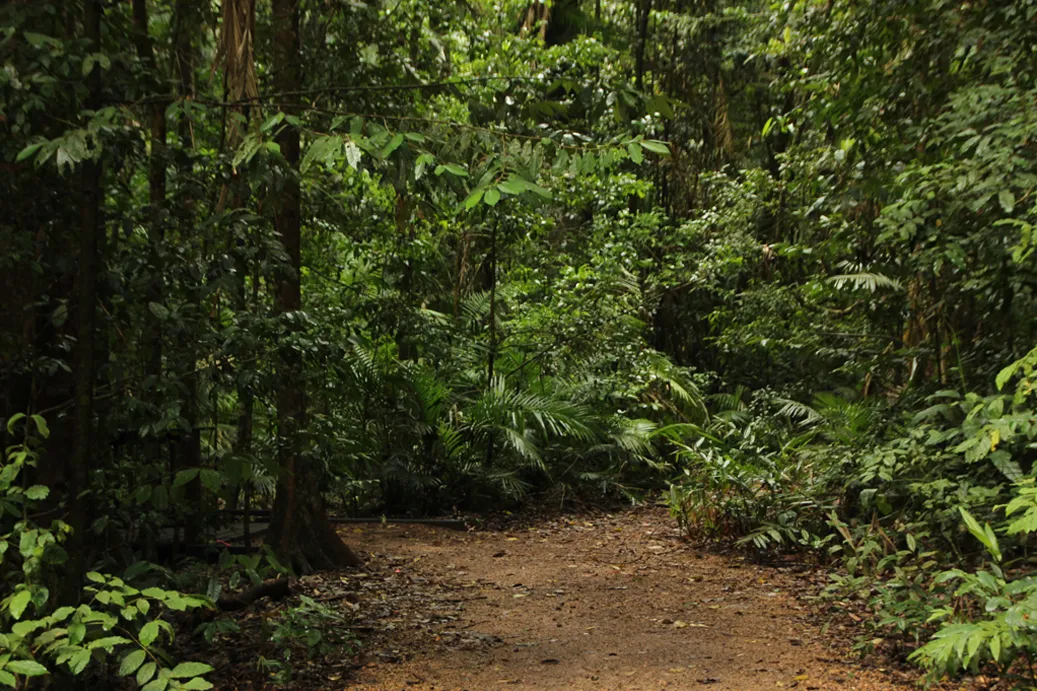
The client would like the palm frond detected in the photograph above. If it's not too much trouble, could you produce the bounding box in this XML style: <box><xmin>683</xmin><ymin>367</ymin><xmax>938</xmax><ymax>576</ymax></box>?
<box><xmin>828</xmin><ymin>272</ymin><xmax>903</xmax><ymax>292</ymax></box>
<box><xmin>708</xmin><ymin>386</ymin><xmax>749</xmax><ymax>413</ymax></box>
<box><xmin>645</xmin><ymin>352</ymin><xmax>708</xmax><ymax>421</ymax></box>
<box><xmin>776</xmin><ymin>398</ymin><xmax>825</xmax><ymax>426</ymax></box>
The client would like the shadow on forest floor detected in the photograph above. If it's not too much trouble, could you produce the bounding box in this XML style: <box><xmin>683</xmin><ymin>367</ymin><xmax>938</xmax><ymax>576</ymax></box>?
<box><xmin>207</xmin><ymin>508</ymin><xmax>992</xmax><ymax>690</ymax></box>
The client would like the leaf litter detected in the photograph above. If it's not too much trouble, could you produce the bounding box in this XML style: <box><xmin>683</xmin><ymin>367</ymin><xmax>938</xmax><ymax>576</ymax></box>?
<box><xmin>201</xmin><ymin>507</ymin><xmax>995</xmax><ymax>690</ymax></box>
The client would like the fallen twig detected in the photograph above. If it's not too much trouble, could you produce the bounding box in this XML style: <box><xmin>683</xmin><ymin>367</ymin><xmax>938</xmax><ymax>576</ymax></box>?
<box><xmin>216</xmin><ymin>578</ymin><xmax>291</xmax><ymax>611</ymax></box>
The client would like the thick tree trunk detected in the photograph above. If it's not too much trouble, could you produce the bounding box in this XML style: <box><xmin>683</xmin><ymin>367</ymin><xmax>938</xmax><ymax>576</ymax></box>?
<box><xmin>67</xmin><ymin>0</ymin><xmax>104</xmax><ymax>588</ymax></box>
<box><xmin>266</xmin><ymin>0</ymin><xmax>361</xmax><ymax>573</ymax></box>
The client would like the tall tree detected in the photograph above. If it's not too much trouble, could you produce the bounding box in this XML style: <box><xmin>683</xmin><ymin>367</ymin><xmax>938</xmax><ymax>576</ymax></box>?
<box><xmin>265</xmin><ymin>0</ymin><xmax>362</xmax><ymax>572</ymax></box>
<box><xmin>67</xmin><ymin>0</ymin><xmax>104</xmax><ymax>588</ymax></box>
<box><xmin>634</xmin><ymin>0</ymin><xmax>652</xmax><ymax>90</ymax></box>
<box><xmin>214</xmin><ymin>0</ymin><xmax>258</xmax><ymax>546</ymax></box>
<box><xmin>132</xmin><ymin>0</ymin><xmax>169</xmax><ymax>517</ymax></box>
<box><xmin>131</xmin><ymin>0</ymin><xmax>166</xmax><ymax>367</ymax></box>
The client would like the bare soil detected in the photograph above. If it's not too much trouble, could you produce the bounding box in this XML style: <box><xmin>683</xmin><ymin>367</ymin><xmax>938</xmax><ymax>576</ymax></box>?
<box><xmin>333</xmin><ymin>507</ymin><xmax>947</xmax><ymax>691</ymax></box>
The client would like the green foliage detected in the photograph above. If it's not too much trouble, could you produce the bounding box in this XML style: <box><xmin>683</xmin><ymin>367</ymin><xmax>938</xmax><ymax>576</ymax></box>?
<box><xmin>260</xmin><ymin>595</ymin><xmax>358</xmax><ymax>687</ymax></box>
<box><xmin>908</xmin><ymin>498</ymin><xmax>1037</xmax><ymax>687</ymax></box>
<box><xmin>6</xmin><ymin>0</ymin><xmax>1037</xmax><ymax>684</ymax></box>
<box><xmin>0</xmin><ymin>416</ymin><xmax>214</xmax><ymax>689</ymax></box>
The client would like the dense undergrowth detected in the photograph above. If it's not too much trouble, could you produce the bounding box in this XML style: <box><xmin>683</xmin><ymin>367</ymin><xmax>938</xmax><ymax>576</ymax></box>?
<box><xmin>668</xmin><ymin>351</ymin><xmax>1037</xmax><ymax>685</ymax></box>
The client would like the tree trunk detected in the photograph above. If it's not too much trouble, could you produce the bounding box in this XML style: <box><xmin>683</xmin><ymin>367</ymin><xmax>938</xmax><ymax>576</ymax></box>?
<box><xmin>67</xmin><ymin>0</ymin><xmax>104</xmax><ymax>588</ymax></box>
<box><xmin>173</xmin><ymin>0</ymin><xmax>202</xmax><ymax>555</ymax></box>
<box><xmin>132</xmin><ymin>0</ymin><xmax>167</xmax><ymax>370</ymax></box>
<box><xmin>265</xmin><ymin>0</ymin><xmax>361</xmax><ymax>573</ymax></box>
<box><xmin>485</xmin><ymin>218</ymin><xmax>498</xmax><ymax>468</ymax></box>
<box><xmin>133</xmin><ymin>0</ymin><xmax>170</xmax><ymax>496</ymax></box>
<box><xmin>634</xmin><ymin>0</ymin><xmax>652</xmax><ymax>91</ymax></box>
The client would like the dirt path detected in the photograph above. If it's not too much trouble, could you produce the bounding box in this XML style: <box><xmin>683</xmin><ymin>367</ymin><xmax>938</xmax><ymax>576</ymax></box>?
<box><xmin>339</xmin><ymin>508</ymin><xmax>925</xmax><ymax>691</ymax></box>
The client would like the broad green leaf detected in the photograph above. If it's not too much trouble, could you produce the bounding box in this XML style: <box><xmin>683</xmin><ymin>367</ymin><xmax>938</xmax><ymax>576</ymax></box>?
<box><xmin>434</xmin><ymin>164</ymin><xmax>468</xmax><ymax>178</ymax></box>
<box><xmin>29</xmin><ymin>414</ymin><xmax>48</xmax><ymax>439</ymax></box>
<box><xmin>627</xmin><ymin>142</ymin><xmax>644</xmax><ymax>164</ymax></box>
<box><xmin>51</xmin><ymin>606</ymin><xmax>74</xmax><ymax>621</ymax></box>
<box><xmin>996</xmin><ymin>360</ymin><xmax>1021</xmax><ymax>390</ymax></box>
<box><xmin>171</xmin><ymin>469</ymin><xmax>199</xmax><ymax>488</ymax></box>
<box><xmin>6</xmin><ymin>413</ymin><xmax>25</xmax><ymax>435</ymax></box>
<box><xmin>484</xmin><ymin>188</ymin><xmax>501</xmax><ymax>206</ymax></box>
<box><xmin>139</xmin><ymin>620</ymin><xmax>161</xmax><ymax>647</ymax></box>
<box><xmin>148</xmin><ymin>303</ymin><xmax>170</xmax><ymax>321</ymax></box>
<box><xmin>11</xmin><ymin>620</ymin><xmax>43</xmax><ymax>639</ymax></box>
<box><xmin>170</xmin><ymin>662</ymin><xmax>214</xmax><ymax>678</ymax></box>
<box><xmin>381</xmin><ymin>133</ymin><xmax>404</xmax><ymax>158</ymax></box>
<box><xmin>18</xmin><ymin>529</ymin><xmax>37</xmax><ymax>558</ymax></box>
<box><xmin>640</xmin><ymin>140</ymin><xmax>670</xmax><ymax>155</ymax></box>
<box><xmin>999</xmin><ymin>189</ymin><xmax>1015</xmax><ymax>213</ymax></box>
<box><xmin>16</xmin><ymin>143</ymin><xmax>43</xmax><ymax>163</ymax></box>
<box><xmin>414</xmin><ymin>153</ymin><xmax>434</xmax><ymax>180</ymax></box>
<box><xmin>0</xmin><ymin>670</ymin><xmax>14</xmax><ymax>687</ymax></box>
<box><xmin>259</xmin><ymin>113</ymin><xmax>284</xmax><ymax>133</ymax></box>
<box><xmin>989</xmin><ymin>450</ymin><xmax>1023</xmax><ymax>482</ymax></box>
<box><xmin>135</xmin><ymin>485</ymin><xmax>153</xmax><ymax>504</ymax></box>
<box><xmin>68</xmin><ymin>649</ymin><xmax>90</xmax><ymax>675</ymax></box>
<box><xmin>199</xmin><ymin>469</ymin><xmax>222</xmax><ymax>492</ymax></box>
<box><xmin>119</xmin><ymin>650</ymin><xmax>146</xmax><ymax>676</ymax></box>
<box><xmin>23</xmin><ymin>32</ymin><xmax>52</xmax><ymax>48</ymax></box>
<box><xmin>141</xmin><ymin>677</ymin><xmax>168</xmax><ymax>691</ymax></box>
<box><xmin>8</xmin><ymin>590</ymin><xmax>31</xmax><ymax>620</ymax></box>
<box><xmin>68</xmin><ymin>621</ymin><xmax>86</xmax><ymax>645</ymax></box>
<box><xmin>180</xmin><ymin>679</ymin><xmax>214</xmax><ymax>690</ymax></box>
<box><xmin>300</xmin><ymin>135</ymin><xmax>340</xmax><ymax>173</ymax></box>
<box><xmin>524</xmin><ymin>181</ymin><xmax>552</xmax><ymax>199</ymax></box>
<box><xmin>41</xmin><ymin>543</ymin><xmax>67</xmax><ymax>565</ymax></box>
<box><xmin>344</xmin><ymin>141</ymin><xmax>361</xmax><ymax>170</ymax></box>
<box><xmin>463</xmin><ymin>189</ymin><xmax>484</xmax><ymax>210</ymax></box>
<box><xmin>497</xmin><ymin>178</ymin><xmax>526</xmax><ymax>195</ymax></box>
<box><xmin>88</xmin><ymin>636</ymin><xmax>129</xmax><ymax>652</ymax></box>
<box><xmin>25</xmin><ymin>485</ymin><xmax>48</xmax><ymax>501</ymax></box>
<box><xmin>5</xmin><ymin>660</ymin><xmax>46</xmax><ymax>677</ymax></box>
<box><xmin>137</xmin><ymin>662</ymin><xmax>157</xmax><ymax>685</ymax></box>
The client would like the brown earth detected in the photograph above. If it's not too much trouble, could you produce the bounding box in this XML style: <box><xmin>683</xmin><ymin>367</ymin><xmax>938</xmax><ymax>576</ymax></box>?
<box><xmin>329</xmin><ymin>507</ymin><xmax>963</xmax><ymax>691</ymax></box>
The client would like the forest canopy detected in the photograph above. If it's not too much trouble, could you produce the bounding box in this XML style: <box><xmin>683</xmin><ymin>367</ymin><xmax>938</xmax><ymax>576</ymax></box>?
<box><xmin>3</xmin><ymin>0</ymin><xmax>1037</xmax><ymax>687</ymax></box>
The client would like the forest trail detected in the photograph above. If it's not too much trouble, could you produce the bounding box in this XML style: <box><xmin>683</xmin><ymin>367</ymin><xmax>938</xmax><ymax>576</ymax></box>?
<box><xmin>341</xmin><ymin>508</ymin><xmax>923</xmax><ymax>691</ymax></box>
